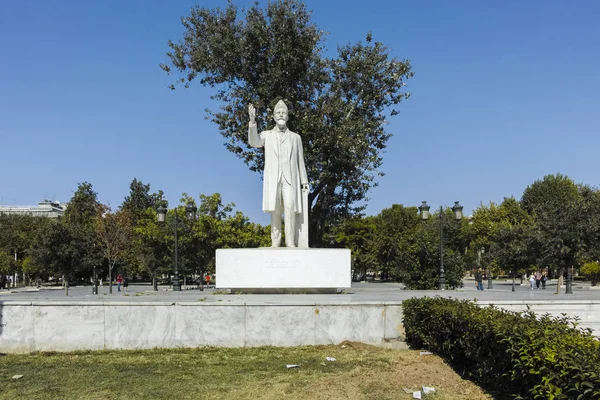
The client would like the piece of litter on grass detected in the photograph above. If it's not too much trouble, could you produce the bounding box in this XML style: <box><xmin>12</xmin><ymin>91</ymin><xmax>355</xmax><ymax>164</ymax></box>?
<box><xmin>340</xmin><ymin>345</ymin><xmax>346</xmax><ymax>348</ymax></box>
<box><xmin>12</xmin><ymin>375</ymin><xmax>24</xmax><ymax>380</ymax></box>
<box><xmin>326</xmin><ymin>357</ymin><xmax>336</xmax><ymax>362</ymax></box>
<box><xmin>286</xmin><ymin>364</ymin><xmax>300</xmax><ymax>369</ymax></box>
<box><xmin>422</xmin><ymin>386</ymin><xmax>435</xmax><ymax>394</ymax></box>
<box><xmin>402</xmin><ymin>387</ymin><xmax>417</xmax><ymax>394</ymax></box>
<box><xmin>419</xmin><ymin>351</ymin><xmax>433</xmax><ymax>355</ymax></box>
<box><xmin>412</xmin><ymin>391</ymin><xmax>422</xmax><ymax>399</ymax></box>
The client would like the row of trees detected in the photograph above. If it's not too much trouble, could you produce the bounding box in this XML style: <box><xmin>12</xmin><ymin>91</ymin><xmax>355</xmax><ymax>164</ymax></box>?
<box><xmin>1</xmin><ymin>173</ymin><xmax>598</xmax><ymax>291</ymax></box>
<box><xmin>333</xmin><ymin>174</ymin><xmax>600</xmax><ymax>289</ymax></box>
<box><xmin>0</xmin><ymin>179</ymin><xmax>269</xmax><ymax>292</ymax></box>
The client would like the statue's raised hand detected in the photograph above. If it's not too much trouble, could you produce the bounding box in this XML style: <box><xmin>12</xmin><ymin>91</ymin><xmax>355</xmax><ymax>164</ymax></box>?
<box><xmin>248</xmin><ymin>104</ymin><xmax>256</xmax><ymax>124</ymax></box>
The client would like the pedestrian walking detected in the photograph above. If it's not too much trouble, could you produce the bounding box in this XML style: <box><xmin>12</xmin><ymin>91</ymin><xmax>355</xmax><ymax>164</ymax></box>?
<box><xmin>535</xmin><ymin>271</ymin><xmax>541</xmax><ymax>289</ymax></box>
<box><xmin>475</xmin><ymin>269</ymin><xmax>484</xmax><ymax>291</ymax></box>
<box><xmin>529</xmin><ymin>273</ymin><xmax>535</xmax><ymax>289</ymax></box>
<box><xmin>541</xmin><ymin>272</ymin><xmax>548</xmax><ymax>289</ymax></box>
<box><xmin>116</xmin><ymin>274</ymin><xmax>123</xmax><ymax>292</ymax></box>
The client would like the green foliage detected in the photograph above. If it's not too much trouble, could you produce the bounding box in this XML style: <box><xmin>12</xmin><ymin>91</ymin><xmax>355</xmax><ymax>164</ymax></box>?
<box><xmin>29</xmin><ymin>220</ymin><xmax>76</xmax><ymax>279</ymax></box>
<box><xmin>121</xmin><ymin>179</ymin><xmax>168</xmax><ymax>279</ymax></box>
<box><xmin>182</xmin><ymin>193</ymin><xmax>269</xmax><ymax>276</ymax></box>
<box><xmin>332</xmin><ymin>216</ymin><xmax>377</xmax><ymax>281</ymax></box>
<box><xmin>0</xmin><ymin>249</ymin><xmax>14</xmax><ymax>274</ymax></box>
<box><xmin>372</xmin><ymin>205</ymin><xmax>420</xmax><ymax>283</ymax></box>
<box><xmin>521</xmin><ymin>174</ymin><xmax>585</xmax><ymax>275</ymax></box>
<box><xmin>21</xmin><ymin>255</ymin><xmax>43</xmax><ymax>280</ymax></box>
<box><xmin>120</xmin><ymin>178</ymin><xmax>165</xmax><ymax>225</ymax></box>
<box><xmin>131</xmin><ymin>208</ymin><xmax>170</xmax><ymax>280</ymax></box>
<box><xmin>95</xmin><ymin>206</ymin><xmax>132</xmax><ymax>292</ymax></box>
<box><xmin>162</xmin><ymin>0</ymin><xmax>413</xmax><ymax>246</ymax></box>
<box><xmin>331</xmin><ymin>204</ymin><xmax>466</xmax><ymax>289</ymax></box>
<box><xmin>581</xmin><ymin>261</ymin><xmax>600</xmax><ymax>286</ymax></box>
<box><xmin>63</xmin><ymin>181</ymin><xmax>99</xmax><ymax>227</ymax></box>
<box><xmin>403</xmin><ymin>297</ymin><xmax>600</xmax><ymax>399</ymax></box>
<box><xmin>579</xmin><ymin>185</ymin><xmax>600</xmax><ymax>262</ymax></box>
<box><xmin>61</xmin><ymin>182</ymin><xmax>104</xmax><ymax>280</ymax></box>
<box><xmin>469</xmin><ymin>198</ymin><xmax>536</xmax><ymax>278</ymax></box>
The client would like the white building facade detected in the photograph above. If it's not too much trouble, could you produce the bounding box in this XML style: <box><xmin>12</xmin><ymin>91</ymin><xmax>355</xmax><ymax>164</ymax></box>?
<box><xmin>0</xmin><ymin>200</ymin><xmax>65</xmax><ymax>218</ymax></box>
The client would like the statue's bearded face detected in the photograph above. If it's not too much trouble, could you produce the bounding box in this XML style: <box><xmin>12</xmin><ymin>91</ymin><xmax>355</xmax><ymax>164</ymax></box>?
<box><xmin>274</xmin><ymin>107</ymin><xmax>288</xmax><ymax>126</ymax></box>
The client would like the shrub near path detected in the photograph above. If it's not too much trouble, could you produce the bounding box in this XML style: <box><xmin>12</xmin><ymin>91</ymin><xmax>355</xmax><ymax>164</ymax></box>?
<box><xmin>403</xmin><ymin>297</ymin><xmax>600</xmax><ymax>400</ymax></box>
<box><xmin>0</xmin><ymin>342</ymin><xmax>490</xmax><ymax>400</ymax></box>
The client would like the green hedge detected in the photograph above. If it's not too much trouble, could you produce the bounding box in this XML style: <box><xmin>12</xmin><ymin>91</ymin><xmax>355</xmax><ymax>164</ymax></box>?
<box><xmin>403</xmin><ymin>297</ymin><xmax>600</xmax><ymax>399</ymax></box>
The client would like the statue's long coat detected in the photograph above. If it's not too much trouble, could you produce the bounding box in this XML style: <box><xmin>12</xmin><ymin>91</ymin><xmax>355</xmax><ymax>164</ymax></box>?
<box><xmin>248</xmin><ymin>123</ymin><xmax>308</xmax><ymax>213</ymax></box>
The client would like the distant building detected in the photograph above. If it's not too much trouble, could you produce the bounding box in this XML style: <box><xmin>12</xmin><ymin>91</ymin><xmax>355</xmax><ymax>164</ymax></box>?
<box><xmin>0</xmin><ymin>200</ymin><xmax>65</xmax><ymax>219</ymax></box>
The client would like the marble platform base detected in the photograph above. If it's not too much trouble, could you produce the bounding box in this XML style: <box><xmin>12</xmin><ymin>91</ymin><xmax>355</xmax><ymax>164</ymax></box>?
<box><xmin>216</xmin><ymin>248</ymin><xmax>351</xmax><ymax>292</ymax></box>
<box><xmin>1</xmin><ymin>300</ymin><xmax>599</xmax><ymax>353</ymax></box>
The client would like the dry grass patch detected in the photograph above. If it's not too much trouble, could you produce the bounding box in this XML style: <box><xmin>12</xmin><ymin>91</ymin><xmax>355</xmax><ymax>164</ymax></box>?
<box><xmin>0</xmin><ymin>342</ymin><xmax>491</xmax><ymax>399</ymax></box>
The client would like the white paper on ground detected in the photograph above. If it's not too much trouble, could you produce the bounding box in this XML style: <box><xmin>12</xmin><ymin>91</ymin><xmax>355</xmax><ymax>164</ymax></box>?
<box><xmin>412</xmin><ymin>391</ymin><xmax>422</xmax><ymax>399</ymax></box>
<box><xmin>422</xmin><ymin>386</ymin><xmax>435</xmax><ymax>394</ymax></box>
<box><xmin>286</xmin><ymin>364</ymin><xmax>300</xmax><ymax>369</ymax></box>
<box><xmin>419</xmin><ymin>351</ymin><xmax>433</xmax><ymax>355</ymax></box>
<box><xmin>326</xmin><ymin>357</ymin><xmax>336</xmax><ymax>362</ymax></box>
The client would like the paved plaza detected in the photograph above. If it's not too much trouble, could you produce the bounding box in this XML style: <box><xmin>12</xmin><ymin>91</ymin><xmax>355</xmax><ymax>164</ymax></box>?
<box><xmin>1</xmin><ymin>278</ymin><xmax>599</xmax><ymax>304</ymax></box>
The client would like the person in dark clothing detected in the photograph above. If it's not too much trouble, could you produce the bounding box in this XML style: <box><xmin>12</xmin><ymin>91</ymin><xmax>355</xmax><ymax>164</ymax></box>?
<box><xmin>475</xmin><ymin>269</ymin><xmax>484</xmax><ymax>291</ymax></box>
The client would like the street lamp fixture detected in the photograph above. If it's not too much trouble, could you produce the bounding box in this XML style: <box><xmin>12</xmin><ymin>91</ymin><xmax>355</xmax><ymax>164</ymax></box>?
<box><xmin>566</xmin><ymin>265</ymin><xmax>573</xmax><ymax>294</ymax></box>
<box><xmin>483</xmin><ymin>248</ymin><xmax>493</xmax><ymax>289</ymax></box>
<box><xmin>512</xmin><ymin>269</ymin><xmax>516</xmax><ymax>292</ymax></box>
<box><xmin>419</xmin><ymin>201</ymin><xmax>463</xmax><ymax>290</ymax></box>
<box><xmin>157</xmin><ymin>201</ymin><xmax>197</xmax><ymax>292</ymax></box>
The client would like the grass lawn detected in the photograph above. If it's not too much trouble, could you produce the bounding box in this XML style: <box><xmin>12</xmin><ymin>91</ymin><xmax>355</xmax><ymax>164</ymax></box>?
<box><xmin>0</xmin><ymin>342</ymin><xmax>491</xmax><ymax>399</ymax></box>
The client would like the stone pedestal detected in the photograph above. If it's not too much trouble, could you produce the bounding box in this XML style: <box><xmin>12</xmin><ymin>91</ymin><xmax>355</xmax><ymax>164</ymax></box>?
<box><xmin>216</xmin><ymin>248</ymin><xmax>351</xmax><ymax>293</ymax></box>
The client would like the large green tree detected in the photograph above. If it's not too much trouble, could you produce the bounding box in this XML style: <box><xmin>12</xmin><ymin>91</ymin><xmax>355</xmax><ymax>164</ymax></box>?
<box><xmin>182</xmin><ymin>193</ymin><xmax>269</xmax><ymax>280</ymax></box>
<box><xmin>120</xmin><ymin>178</ymin><xmax>166</xmax><ymax>278</ymax></box>
<box><xmin>61</xmin><ymin>182</ymin><xmax>103</xmax><ymax>288</ymax></box>
<box><xmin>470</xmin><ymin>197</ymin><xmax>536</xmax><ymax>279</ymax></box>
<box><xmin>95</xmin><ymin>206</ymin><xmax>132</xmax><ymax>294</ymax></box>
<box><xmin>120</xmin><ymin>178</ymin><xmax>164</xmax><ymax>225</ymax></box>
<box><xmin>373</xmin><ymin>205</ymin><xmax>421</xmax><ymax>284</ymax></box>
<box><xmin>29</xmin><ymin>220</ymin><xmax>76</xmax><ymax>294</ymax></box>
<box><xmin>333</xmin><ymin>216</ymin><xmax>377</xmax><ymax>282</ymax></box>
<box><xmin>578</xmin><ymin>185</ymin><xmax>600</xmax><ymax>262</ymax></box>
<box><xmin>132</xmin><ymin>207</ymin><xmax>171</xmax><ymax>289</ymax></box>
<box><xmin>0</xmin><ymin>214</ymin><xmax>49</xmax><ymax>284</ymax></box>
<box><xmin>521</xmin><ymin>174</ymin><xmax>584</xmax><ymax>289</ymax></box>
<box><xmin>161</xmin><ymin>0</ymin><xmax>413</xmax><ymax>246</ymax></box>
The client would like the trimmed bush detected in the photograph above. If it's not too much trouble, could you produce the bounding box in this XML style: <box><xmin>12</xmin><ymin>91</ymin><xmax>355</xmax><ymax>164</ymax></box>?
<box><xmin>581</xmin><ymin>262</ymin><xmax>600</xmax><ymax>286</ymax></box>
<box><xmin>403</xmin><ymin>297</ymin><xmax>600</xmax><ymax>399</ymax></box>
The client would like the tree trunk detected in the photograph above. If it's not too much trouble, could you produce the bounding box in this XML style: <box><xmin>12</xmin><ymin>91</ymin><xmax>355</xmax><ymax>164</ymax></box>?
<box><xmin>308</xmin><ymin>182</ymin><xmax>336</xmax><ymax>248</ymax></box>
<box><xmin>556</xmin><ymin>267</ymin><xmax>564</xmax><ymax>294</ymax></box>
<box><xmin>108</xmin><ymin>264</ymin><xmax>113</xmax><ymax>294</ymax></box>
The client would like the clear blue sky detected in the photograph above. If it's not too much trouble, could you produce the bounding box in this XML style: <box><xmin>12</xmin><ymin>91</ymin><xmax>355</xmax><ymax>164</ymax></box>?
<box><xmin>1</xmin><ymin>0</ymin><xmax>599</xmax><ymax>224</ymax></box>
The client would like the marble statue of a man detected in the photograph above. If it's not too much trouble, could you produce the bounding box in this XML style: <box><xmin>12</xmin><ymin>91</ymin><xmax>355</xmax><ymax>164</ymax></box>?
<box><xmin>248</xmin><ymin>100</ymin><xmax>309</xmax><ymax>247</ymax></box>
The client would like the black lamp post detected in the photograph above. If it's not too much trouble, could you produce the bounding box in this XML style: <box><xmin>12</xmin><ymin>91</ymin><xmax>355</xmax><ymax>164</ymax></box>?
<box><xmin>419</xmin><ymin>201</ymin><xmax>463</xmax><ymax>290</ymax></box>
<box><xmin>483</xmin><ymin>249</ymin><xmax>493</xmax><ymax>289</ymax></box>
<box><xmin>565</xmin><ymin>265</ymin><xmax>573</xmax><ymax>294</ymax></box>
<box><xmin>157</xmin><ymin>201</ymin><xmax>198</xmax><ymax>292</ymax></box>
<box><xmin>512</xmin><ymin>269</ymin><xmax>516</xmax><ymax>292</ymax></box>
